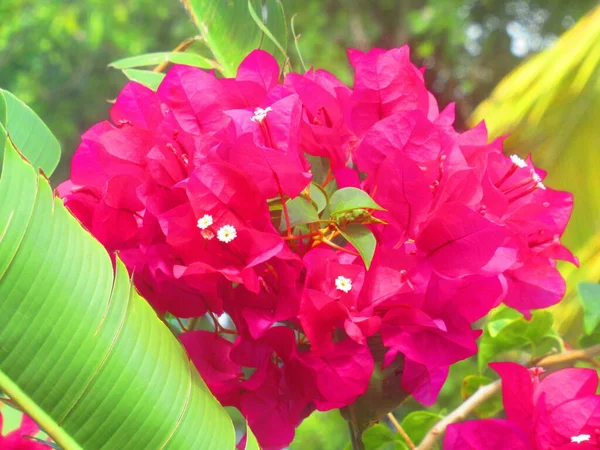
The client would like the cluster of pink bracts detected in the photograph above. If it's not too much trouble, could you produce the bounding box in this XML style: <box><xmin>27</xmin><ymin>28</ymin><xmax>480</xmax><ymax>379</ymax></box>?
<box><xmin>445</xmin><ymin>363</ymin><xmax>600</xmax><ymax>449</ymax></box>
<box><xmin>59</xmin><ymin>47</ymin><xmax>576</xmax><ymax>448</ymax></box>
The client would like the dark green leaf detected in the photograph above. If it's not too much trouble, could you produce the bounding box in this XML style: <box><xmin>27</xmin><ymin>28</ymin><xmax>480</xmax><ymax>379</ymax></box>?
<box><xmin>338</xmin><ymin>223</ymin><xmax>377</xmax><ymax>269</ymax></box>
<box><xmin>329</xmin><ymin>187</ymin><xmax>384</xmax><ymax>216</ymax></box>
<box><xmin>0</xmin><ymin>90</ymin><xmax>60</xmax><ymax>177</ymax></box>
<box><xmin>121</xmin><ymin>69</ymin><xmax>165</xmax><ymax>91</ymax></box>
<box><xmin>578</xmin><ymin>282</ymin><xmax>600</xmax><ymax>335</ymax></box>
<box><xmin>400</xmin><ymin>411</ymin><xmax>443</xmax><ymax>445</ymax></box>
<box><xmin>109</xmin><ymin>52</ymin><xmax>217</xmax><ymax>70</ymax></box>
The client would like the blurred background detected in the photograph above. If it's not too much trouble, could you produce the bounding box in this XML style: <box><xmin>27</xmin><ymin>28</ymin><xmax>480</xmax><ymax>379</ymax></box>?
<box><xmin>1</xmin><ymin>0</ymin><xmax>599</xmax><ymax>447</ymax></box>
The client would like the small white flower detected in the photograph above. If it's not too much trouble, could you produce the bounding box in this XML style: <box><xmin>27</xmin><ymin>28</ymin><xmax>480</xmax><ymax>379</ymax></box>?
<box><xmin>197</xmin><ymin>214</ymin><xmax>214</xmax><ymax>230</ymax></box>
<box><xmin>570</xmin><ymin>434</ymin><xmax>591</xmax><ymax>444</ymax></box>
<box><xmin>335</xmin><ymin>275</ymin><xmax>352</xmax><ymax>293</ymax></box>
<box><xmin>217</xmin><ymin>225</ymin><xmax>237</xmax><ymax>243</ymax></box>
<box><xmin>251</xmin><ymin>106</ymin><xmax>273</xmax><ymax>123</ymax></box>
<box><xmin>510</xmin><ymin>154</ymin><xmax>528</xmax><ymax>168</ymax></box>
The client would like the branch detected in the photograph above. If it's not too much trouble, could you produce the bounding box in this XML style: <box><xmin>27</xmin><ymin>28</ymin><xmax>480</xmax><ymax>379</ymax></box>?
<box><xmin>416</xmin><ymin>344</ymin><xmax>600</xmax><ymax>450</ymax></box>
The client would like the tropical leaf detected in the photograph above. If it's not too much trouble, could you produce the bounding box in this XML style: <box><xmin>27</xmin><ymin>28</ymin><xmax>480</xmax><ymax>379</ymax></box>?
<box><xmin>0</xmin><ymin>90</ymin><xmax>61</xmax><ymax>177</ymax></box>
<box><xmin>0</xmin><ymin>139</ymin><xmax>236</xmax><ymax>449</ymax></box>
<box><xmin>181</xmin><ymin>0</ymin><xmax>288</xmax><ymax>77</ymax></box>
<box><xmin>109</xmin><ymin>51</ymin><xmax>218</xmax><ymax>70</ymax></box>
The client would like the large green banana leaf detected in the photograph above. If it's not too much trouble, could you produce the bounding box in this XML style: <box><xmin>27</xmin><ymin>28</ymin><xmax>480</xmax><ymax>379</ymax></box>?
<box><xmin>0</xmin><ymin>120</ymin><xmax>236</xmax><ymax>448</ymax></box>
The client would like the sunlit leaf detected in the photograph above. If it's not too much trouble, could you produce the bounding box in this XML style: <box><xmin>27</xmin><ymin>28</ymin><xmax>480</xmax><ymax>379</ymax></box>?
<box><xmin>244</xmin><ymin>421</ymin><xmax>260</xmax><ymax>450</ymax></box>
<box><xmin>578</xmin><ymin>282</ymin><xmax>600</xmax><ymax>335</ymax></box>
<box><xmin>329</xmin><ymin>188</ymin><xmax>384</xmax><ymax>216</ymax></box>
<box><xmin>182</xmin><ymin>0</ymin><xmax>288</xmax><ymax>77</ymax></box>
<box><xmin>121</xmin><ymin>69</ymin><xmax>165</xmax><ymax>91</ymax></box>
<box><xmin>0</xmin><ymin>90</ymin><xmax>60</xmax><ymax>177</ymax></box>
<box><xmin>109</xmin><ymin>51</ymin><xmax>218</xmax><ymax>70</ymax></box>
<box><xmin>478</xmin><ymin>309</ymin><xmax>555</xmax><ymax>371</ymax></box>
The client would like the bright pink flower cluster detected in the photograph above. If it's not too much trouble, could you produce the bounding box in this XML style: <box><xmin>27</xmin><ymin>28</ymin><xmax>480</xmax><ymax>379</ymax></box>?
<box><xmin>59</xmin><ymin>47</ymin><xmax>575</xmax><ymax>448</ymax></box>
<box><xmin>445</xmin><ymin>363</ymin><xmax>600</xmax><ymax>449</ymax></box>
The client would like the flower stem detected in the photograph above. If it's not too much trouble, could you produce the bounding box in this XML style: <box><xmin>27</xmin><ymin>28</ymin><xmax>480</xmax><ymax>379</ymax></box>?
<box><xmin>387</xmin><ymin>412</ymin><xmax>415</xmax><ymax>449</ymax></box>
<box><xmin>321</xmin><ymin>237</ymin><xmax>359</xmax><ymax>256</ymax></box>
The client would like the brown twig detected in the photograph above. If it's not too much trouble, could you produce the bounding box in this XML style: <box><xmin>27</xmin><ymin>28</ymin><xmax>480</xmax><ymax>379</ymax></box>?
<box><xmin>387</xmin><ymin>412</ymin><xmax>415</xmax><ymax>449</ymax></box>
<box><xmin>416</xmin><ymin>344</ymin><xmax>600</xmax><ymax>450</ymax></box>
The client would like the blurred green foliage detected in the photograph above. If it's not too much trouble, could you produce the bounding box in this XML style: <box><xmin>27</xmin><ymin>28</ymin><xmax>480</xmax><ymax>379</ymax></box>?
<box><xmin>0</xmin><ymin>0</ymin><xmax>193</xmax><ymax>180</ymax></box>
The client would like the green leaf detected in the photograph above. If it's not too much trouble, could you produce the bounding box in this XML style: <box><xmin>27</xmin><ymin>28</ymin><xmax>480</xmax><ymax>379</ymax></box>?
<box><xmin>290</xmin><ymin>411</ymin><xmax>348</xmax><ymax>450</ymax></box>
<box><xmin>182</xmin><ymin>0</ymin><xmax>288</xmax><ymax>77</ymax></box>
<box><xmin>400</xmin><ymin>411</ymin><xmax>443</xmax><ymax>445</ymax></box>
<box><xmin>0</xmin><ymin>91</ymin><xmax>6</xmax><ymax>125</ymax></box>
<box><xmin>338</xmin><ymin>223</ymin><xmax>377</xmax><ymax>269</ymax></box>
<box><xmin>0</xmin><ymin>90</ymin><xmax>60</xmax><ymax>177</ymax></box>
<box><xmin>0</xmin><ymin>140</ymin><xmax>236</xmax><ymax>449</ymax></box>
<box><xmin>109</xmin><ymin>52</ymin><xmax>218</xmax><ymax>70</ymax></box>
<box><xmin>280</xmin><ymin>196</ymin><xmax>319</xmax><ymax>231</ymax></box>
<box><xmin>361</xmin><ymin>424</ymin><xmax>408</xmax><ymax>450</ymax></box>
<box><xmin>247</xmin><ymin>1</ymin><xmax>288</xmax><ymax>61</ymax></box>
<box><xmin>244</xmin><ymin>421</ymin><xmax>260</xmax><ymax>450</ymax></box>
<box><xmin>578</xmin><ymin>282</ymin><xmax>600</xmax><ymax>335</ymax></box>
<box><xmin>460</xmin><ymin>376</ymin><xmax>502</xmax><ymax>418</ymax></box>
<box><xmin>309</xmin><ymin>182</ymin><xmax>328</xmax><ymax>213</ymax></box>
<box><xmin>478</xmin><ymin>309</ymin><xmax>555</xmax><ymax>371</ymax></box>
<box><xmin>329</xmin><ymin>188</ymin><xmax>384</xmax><ymax>216</ymax></box>
<box><xmin>121</xmin><ymin>69</ymin><xmax>165</xmax><ymax>91</ymax></box>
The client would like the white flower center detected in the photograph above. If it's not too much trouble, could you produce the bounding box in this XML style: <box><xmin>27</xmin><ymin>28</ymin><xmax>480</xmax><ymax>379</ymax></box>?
<box><xmin>510</xmin><ymin>154</ymin><xmax>527</xmax><ymax>168</ymax></box>
<box><xmin>217</xmin><ymin>225</ymin><xmax>237</xmax><ymax>243</ymax></box>
<box><xmin>571</xmin><ymin>434</ymin><xmax>591</xmax><ymax>444</ymax></box>
<box><xmin>197</xmin><ymin>214</ymin><xmax>214</xmax><ymax>230</ymax></box>
<box><xmin>251</xmin><ymin>106</ymin><xmax>273</xmax><ymax>123</ymax></box>
<box><xmin>335</xmin><ymin>275</ymin><xmax>352</xmax><ymax>293</ymax></box>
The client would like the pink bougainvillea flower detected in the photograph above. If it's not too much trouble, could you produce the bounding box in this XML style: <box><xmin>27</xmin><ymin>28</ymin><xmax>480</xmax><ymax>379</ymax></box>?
<box><xmin>445</xmin><ymin>363</ymin><xmax>600</xmax><ymax>450</ymax></box>
<box><xmin>59</xmin><ymin>44</ymin><xmax>576</xmax><ymax>449</ymax></box>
